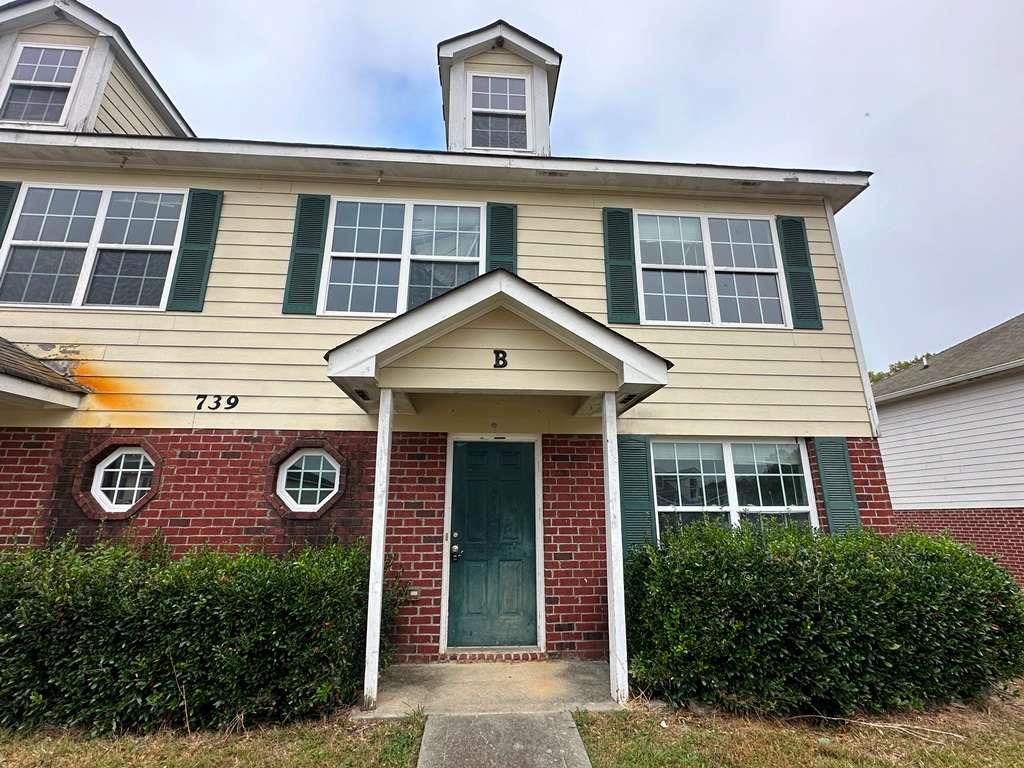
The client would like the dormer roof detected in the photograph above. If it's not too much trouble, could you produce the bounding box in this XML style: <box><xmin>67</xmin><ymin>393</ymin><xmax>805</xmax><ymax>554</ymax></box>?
<box><xmin>437</xmin><ymin>19</ymin><xmax>562</xmax><ymax>121</ymax></box>
<box><xmin>0</xmin><ymin>0</ymin><xmax>193</xmax><ymax>136</ymax></box>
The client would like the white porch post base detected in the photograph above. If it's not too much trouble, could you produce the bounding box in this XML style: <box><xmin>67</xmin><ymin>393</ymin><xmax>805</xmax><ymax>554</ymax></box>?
<box><xmin>362</xmin><ymin>387</ymin><xmax>393</xmax><ymax>709</ymax></box>
<box><xmin>601</xmin><ymin>391</ymin><xmax>629</xmax><ymax>703</ymax></box>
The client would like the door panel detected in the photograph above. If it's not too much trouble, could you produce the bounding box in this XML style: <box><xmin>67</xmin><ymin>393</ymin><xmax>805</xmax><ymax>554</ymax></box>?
<box><xmin>448</xmin><ymin>441</ymin><xmax>537</xmax><ymax>647</ymax></box>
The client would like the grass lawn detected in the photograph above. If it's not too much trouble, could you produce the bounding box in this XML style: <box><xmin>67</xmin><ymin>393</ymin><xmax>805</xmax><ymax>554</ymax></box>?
<box><xmin>576</xmin><ymin>687</ymin><xmax>1024</xmax><ymax>768</ymax></box>
<box><xmin>0</xmin><ymin>713</ymin><xmax>423</xmax><ymax>768</ymax></box>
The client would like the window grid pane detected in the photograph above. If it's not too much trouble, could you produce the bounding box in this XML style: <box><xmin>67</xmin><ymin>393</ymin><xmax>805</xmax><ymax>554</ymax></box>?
<box><xmin>732</xmin><ymin>442</ymin><xmax>808</xmax><ymax>509</ymax></box>
<box><xmin>84</xmin><ymin>250</ymin><xmax>171</xmax><ymax>307</ymax></box>
<box><xmin>325</xmin><ymin>257</ymin><xmax>400</xmax><ymax>313</ymax></box>
<box><xmin>638</xmin><ymin>215</ymin><xmax>705</xmax><ymax>267</ymax></box>
<box><xmin>331</xmin><ymin>201</ymin><xmax>405</xmax><ymax>255</ymax></box>
<box><xmin>97</xmin><ymin>451</ymin><xmax>154</xmax><ymax>508</ymax></box>
<box><xmin>652</xmin><ymin>442</ymin><xmax>728</xmax><ymax>509</ymax></box>
<box><xmin>282</xmin><ymin>452</ymin><xmax>338</xmax><ymax>507</ymax></box>
<box><xmin>471</xmin><ymin>114</ymin><xmax>527</xmax><ymax>149</ymax></box>
<box><xmin>12</xmin><ymin>46</ymin><xmax>81</xmax><ymax>84</ymax></box>
<box><xmin>13</xmin><ymin>187</ymin><xmax>100</xmax><ymax>243</ymax></box>
<box><xmin>471</xmin><ymin>75</ymin><xmax>527</xmax><ymax>113</ymax></box>
<box><xmin>709</xmin><ymin>217</ymin><xmax>776</xmax><ymax>269</ymax></box>
<box><xmin>0</xmin><ymin>84</ymin><xmax>67</xmax><ymax>122</ymax></box>
<box><xmin>407</xmin><ymin>260</ymin><xmax>478</xmax><ymax>310</ymax></box>
<box><xmin>716</xmin><ymin>272</ymin><xmax>783</xmax><ymax>325</ymax></box>
<box><xmin>642</xmin><ymin>268</ymin><xmax>709</xmax><ymax>323</ymax></box>
<box><xmin>411</xmin><ymin>205</ymin><xmax>480</xmax><ymax>258</ymax></box>
<box><xmin>0</xmin><ymin>246</ymin><xmax>84</xmax><ymax>304</ymax></box>
<box><xmin>99</xmin><ymin>192</ymin><xmax>183</xmax><ymax>247</ymax></box>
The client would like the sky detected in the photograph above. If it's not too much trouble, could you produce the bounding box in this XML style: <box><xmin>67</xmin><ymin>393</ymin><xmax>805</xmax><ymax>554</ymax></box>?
<box><xmin>94</xmin><ymin>0</ymin><xmax>1024</xmax><ymax>370</ymax></box>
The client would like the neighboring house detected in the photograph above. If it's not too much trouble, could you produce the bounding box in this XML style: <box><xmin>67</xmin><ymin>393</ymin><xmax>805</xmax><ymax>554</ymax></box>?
<box><xmin>875</xmin><ymin>313</ymin><xmax>1024</xmax><ymax>581</ymax></box>
<box><xmin>0</xmin><ymin>0</ymin><xmax>894</xmax><ymax>707</ymax></box>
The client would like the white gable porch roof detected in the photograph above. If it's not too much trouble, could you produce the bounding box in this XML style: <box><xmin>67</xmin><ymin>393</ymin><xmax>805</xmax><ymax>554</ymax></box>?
<box><xmin>324</xmin><ymin>269</ymin><xmax>671</xmax><ymax>416</ymax></box>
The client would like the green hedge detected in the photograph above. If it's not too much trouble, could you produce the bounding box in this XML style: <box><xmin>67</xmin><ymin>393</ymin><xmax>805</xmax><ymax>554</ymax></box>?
<box><xmin>0</xmin><ymin>539</ymin><xmax>405</xmax><ymax>733</ymax></box>
<box><xmin>625</xmin><ymin>524</ymin><xmax>1024</xmax><ymax>715</ymax></box>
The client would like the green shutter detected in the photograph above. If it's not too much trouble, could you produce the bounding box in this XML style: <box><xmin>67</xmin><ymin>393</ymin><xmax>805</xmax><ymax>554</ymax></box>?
<box><xmin>814</xmin><ymin>437</ymin><xmax>861</xmax><ymax>534</ymax></box>
<box><xmin>486</xmin><ymin>202</ymin><xmax>517</xmax><ymax>273</ymax></box>
<box><xmin>618</xmin><ymin>435</ymin><xmax>656</xmax><ymax>553</ymax></box>
<box><xmin>0</xmin><ymin>182</ymin><xmax>22</xmax><ymax>244</ymax></box>
<box><xmin>776</xmin><ymin>216</ymin><xmax>823</xmax><ymax>330</ymax></box>
<box><xmin>166</xmin><ymin>189</ymin><xmax>223</xmax><ymax>312</ymax></box>
<box><xmin>603</xmin><ymin>208</ymin><xmax>640</xmax><ymax>324</ymax></box>
<box><xmin>283</xmin><ymin>194</ymin><xmax>330</xmax><ymax>314</ymax></box>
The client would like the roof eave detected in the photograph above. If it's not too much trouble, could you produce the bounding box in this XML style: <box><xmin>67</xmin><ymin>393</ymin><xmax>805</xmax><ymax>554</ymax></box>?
<box><xmin>0</xmin><ymin>130</ymin><xmax>872</xmax><ymax>210</ymax></box>
<box><xmin>874</xmin><ymin>357</ymin><xmax>1024</xmax><ymax>405</ymax></box>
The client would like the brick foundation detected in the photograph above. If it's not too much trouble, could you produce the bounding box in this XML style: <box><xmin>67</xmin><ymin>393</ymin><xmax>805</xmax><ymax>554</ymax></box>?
<box><xmin>893</xmin><ymin>508</ymin><xmax>1024</xmax><ymax>583</ymax></box>
<box><xmin>808</xmin><ymin>436</ymin><xmax>895</xmax><ymax>533</ymax></box>
<box><xmin>0</xmin><ymin>427</ymin><xmax>611</xmax><ymax>664</ymax></box>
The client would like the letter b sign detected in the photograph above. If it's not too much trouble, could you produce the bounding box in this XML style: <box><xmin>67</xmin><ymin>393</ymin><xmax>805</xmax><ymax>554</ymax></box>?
<box><xmin>493</xmin><ymin>349</ymin><xmax>508</xmax><ymax>369</ymax></box>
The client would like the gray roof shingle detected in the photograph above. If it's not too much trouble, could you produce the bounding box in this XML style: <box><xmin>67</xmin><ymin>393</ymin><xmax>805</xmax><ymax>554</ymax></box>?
<box><xmin>872</xmin><ymin>313</ymin><xmax>1024</xmax><ymax>401</ymax></box>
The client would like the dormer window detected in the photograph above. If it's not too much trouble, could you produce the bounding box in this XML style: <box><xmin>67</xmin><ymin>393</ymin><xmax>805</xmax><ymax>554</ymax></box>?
<box><xmin>1</xmin><ymin>45</ymin><xmax>85</xmax><ymax>124</ymax></box>
<box><xmin>470</xmin><ymin>75</ymin><xmax>528</xmax><ymax>150</ymax></box>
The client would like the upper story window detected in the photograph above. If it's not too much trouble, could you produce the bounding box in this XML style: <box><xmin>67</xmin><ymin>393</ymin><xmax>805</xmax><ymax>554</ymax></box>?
<box><xmin>636</xmin><ymin>211</ymin><xmax>789</xmax><ymax>327</ymax></box>
<box><xmin>0</xmin><ymin>45</ymin><xmax>85</xmax><ymax>124</ymax></box>
<box><xmin>319</xmin><ymin>198</ymin><xmax>483</xmax><ymax>316</ymax></box>
<box><xmin>0</xmin><ymin>185</ymin><xmax>185</xmax><ymax>309</ymax></box>
<box><xmin>470</xmin><ymin>74</ymin><xmax>528</xmax><ymax>150</ymax></box>
<box><xmin>653</xmin><ymin>439</ymin><xmax>817</xmax><ymax>536</ymax></box>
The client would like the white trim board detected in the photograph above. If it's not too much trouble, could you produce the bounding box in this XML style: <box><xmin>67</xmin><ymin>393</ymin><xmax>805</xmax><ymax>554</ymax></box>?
<box><xmin>0</xmin><ymin>370</ymin><xmax>82</xmax><ymax>407</ymax></box>
<box><xmin>439</xmin><ymin>433</ymin><xmax>546</xmax><ymax>654</ymax></box>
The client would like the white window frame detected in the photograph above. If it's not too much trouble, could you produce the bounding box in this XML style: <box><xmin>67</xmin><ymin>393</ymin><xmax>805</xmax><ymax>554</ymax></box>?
<box><xmin>0</xmin><ymin>42</ymin><xmax>89</xmax><ymax>127</ymax></box>
<box><xmin>316</xmin><ymin>196</ymin><xmax>487</xmax><ymax>318</ymax></box>
<box><xmin>0</xmin><ymin>182</ymin><xmax>187</xmax><ymax>311</ymax></box>
<box><xmin>650</xmin><ymin>437</ymin><xmax>819</xmax><ymax>541</ymax></box>
<box><xmin>633</xmin><ymin>209</ymin><xmax>793</xmax><ymax>329</ymax></box>
<box><xmin>90</xmin><ymin>446</ymin><xmax>155</xmax><ymax>515</ymax></box>
<box><xmin>275</xmin><ymin>448</ymin><xmax>342</xmax><ymax>514</ymax></box>
<box><xmin>465</xmin><ymin>70</ymin><xmax>532</xmax><ymax>153</ymax></box>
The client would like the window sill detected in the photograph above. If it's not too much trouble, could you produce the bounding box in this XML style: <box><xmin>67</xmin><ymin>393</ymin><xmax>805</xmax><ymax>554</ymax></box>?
<box><xmin>317</xmin><ymin>310</ymin><xmax>398</xmax><ymax>319</ymax></box>
<box><xmin>0</xmin><ymin>301</ymin><xmax>168</xmax><ymax>312</ymax></box>
<box><xmin>635</xmin><ymin>320</ymin><xmax>792</xmax><ymax>330</ymax></box>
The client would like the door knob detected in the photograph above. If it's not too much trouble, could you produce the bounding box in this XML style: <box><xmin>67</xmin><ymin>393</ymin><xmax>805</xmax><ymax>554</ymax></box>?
<box><xmin>450</xmin><ymin>544</ymin><xmax>462</xmax><ymax>562</ymax></box>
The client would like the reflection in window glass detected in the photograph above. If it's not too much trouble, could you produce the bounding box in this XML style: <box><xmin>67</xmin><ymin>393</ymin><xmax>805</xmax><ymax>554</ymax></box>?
<box><xmin>642</xmin><ymin>269</ymin><xmax>709</xmax><ymax>323</ymax></box>
<box><xmin>407</xmin><ymin>260</ymin><xmax>478</xmax><ymax>309</ymax></box>
<box><xmin>13</xmin><ymin>187</ymin><xmax>100</xmax><ymax>243</ymax></box>
<box><xmin>716</xmin><ymin>273</ymin><xmax>783</xmax><ymax>325</ymax></box>
<box><xmin>84</xmin><ymin>250</ymin><xmax>171</xmax><ymax>307</ymax></box>
<box><xmin>325</xmin><ymin>257</ymin><xmax>400</xmax><ymax>313</ymax></box>
<box><xmin>731</xmin><ymin>443</ymin><xmax>808</xmax><ymax>508</ymax></box>
<box><xmin>638</xmin><ymin>215</ymin><xmax>705</xmax><ymax>266</ymax></box>
<box><xmin>331</xmin><ymin>201</ymin><xmax>405</xmax><ymax>255</ymax></box>
<box><xmin>709</xmin><ymin>217</ymin><xmax>776</xmax><ymax>269</ymax></box>
<box><xmin>0</xmin><ymin>246</ymin><xmax>84</xmax><ymax>304</ymax></box>
<box><xmin>95</xmin><ymin>449</ymin><xmax>154</xmax><ymax>509</ymax></box>
<box><xmin>652</xmin><ymin>442</ymin><xmax>728</xmax><ymax>508</ymax></box>
<box><xmin>282</xmin><ymin>451</ymin><xmax>339</xmax><ymax>508</ymax></box>
<box><xmin>411</xmin><ymin>205</ymin><xmax>480</xmax><ymax>258</ymax></box>
<box><xmin>100</xmin><ymin>192</ymin><xmax>183</xmax><ymax>247</ymax></box>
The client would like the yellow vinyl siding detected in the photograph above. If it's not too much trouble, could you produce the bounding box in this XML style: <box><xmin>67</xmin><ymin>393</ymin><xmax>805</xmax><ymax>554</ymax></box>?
<box><xmin>379</xmin><ymin>307</ymin><xmax>618</xmax><ymax>393</ymax></box>
<box><xmin>464</xmin><ymin>50</ymin><xmax>533</xmax><ymax>74</ymax></box>
<box><xmin>0</xmin><ymin>165</ymin><xmax>870</xmax><ymax>436</ymax></box>
<box><xmin>94</xmin><ymin>59</ymin><xmax>173</xmax><ymax>136</ymax></box>
<box><xmin>16</xmin><ymin>21</ymin><xmax>95</xmax><ymax>46</ymax></box>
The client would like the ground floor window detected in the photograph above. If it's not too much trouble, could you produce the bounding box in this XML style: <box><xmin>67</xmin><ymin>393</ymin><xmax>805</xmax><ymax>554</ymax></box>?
<box><xmin>652</xmin><ymin>438</ymin><xmax>816</xmax><ymax>538</ymax></box>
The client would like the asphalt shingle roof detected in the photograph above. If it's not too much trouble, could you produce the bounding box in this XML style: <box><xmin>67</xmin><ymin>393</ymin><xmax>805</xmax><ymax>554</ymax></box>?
<box><xmin>0</xmin><ymin>337</ymin><xmax>87</xmax><ymax>394</ymax></box>
<box><xmin>872</xmin><ymin>313</ymin><xmax>1024</xmax><ymax>400</ymax></box>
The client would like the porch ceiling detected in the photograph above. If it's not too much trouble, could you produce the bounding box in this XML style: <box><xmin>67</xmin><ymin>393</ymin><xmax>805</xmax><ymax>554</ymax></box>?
<box><xmin>324</xmin><ymin>269</ymin><xmax>671</xmax><ymax>416</ymax></box>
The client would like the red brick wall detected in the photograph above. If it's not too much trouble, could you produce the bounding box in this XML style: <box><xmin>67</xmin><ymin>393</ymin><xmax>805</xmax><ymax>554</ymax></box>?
<box><xmin>808</xmin><ymin>436</ymin><xmax>895</xmax><ymax>533</ymax></box>
<box><xmin>542</xmin><ymin>434</ymin><xmax>608</xmax><ymax>660</ymax></box>
<box><xmin>0</xmin><ymin>427</ymin><xmax>610</xmax><ymax>663</ymax></box>
<box><xmin>0</xmin><ymin>428</ymin><xmax>64</xmax><ymax>546</ymax></box>
<box><xmin>893</xmin><ymin>508</ymin><xmax>1024</xmax><ymax>583</ymax></box>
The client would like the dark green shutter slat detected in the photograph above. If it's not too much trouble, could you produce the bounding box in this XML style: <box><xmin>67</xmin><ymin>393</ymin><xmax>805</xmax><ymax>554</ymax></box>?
<box><xmin>486</xmin><ymin>202</ymin><xmax>517</xmax><ymax>273</ymax></box>
<box><xmin>167</xmin><ymin>188</ymin><xmax>223</xmax><ymax>312</ymax></box>
<box><xmin>603</xmin><ymin>207</ymin><xmax>640</xmax><ymax>324</ymax></box>
<box><xmin>814</xmin><ymin>437</ymin><xmax>861</xmax><ymax>534</ymax></box>
<box><xmin>618</xmin><ymin>435</ymin><xmax>656</xmax><ymax>553</ymax></box>
<box><xmin>0</xmin><ymin>182</ymin><xmax>22</xmax><ymax>245</ymax></box>
<box><xmin>776</xmin><ymin>216</ymin><xmax>823</xmax><ymax>330</ymax></box>
<box><xmin>283</xmin><ymin>194</ymin><xmax>329</xmax><ymax>314</ymax></box>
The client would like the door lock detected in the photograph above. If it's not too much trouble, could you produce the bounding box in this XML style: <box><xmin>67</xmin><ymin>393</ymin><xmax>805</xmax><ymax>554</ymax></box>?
<box><xmin>450</xmin><ymin>544</ymin><xmax>462</xmax><ymax>562</ymax></box>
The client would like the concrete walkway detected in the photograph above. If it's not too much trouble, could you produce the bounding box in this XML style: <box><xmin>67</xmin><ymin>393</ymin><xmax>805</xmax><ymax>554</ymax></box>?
<box><xmin>357</xmin><ymin>660</ymin><xmax>620</xmax><ymax>719</ymax></box>
<box><xmin>417</xmin><ymin>712</ymin><xmax>592</xmax><ymax>768</ymax></box>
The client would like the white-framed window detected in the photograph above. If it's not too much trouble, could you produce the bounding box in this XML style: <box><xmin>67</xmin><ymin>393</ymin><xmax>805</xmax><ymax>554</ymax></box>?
<box><xmin>468</xmin><ymin>72</ymin><xmax>529</xmax><ymax>151</ymax></box>
<box><xmin>276</xmin><ymin>449</ymin><xmax>342</xmax><ymax>513</ymax></box>
<box><xmin>91</xmin><ymin>447</ymin><xmax>155</xmax><ymax>514</ymax></box>
<box><xmin>651</xmin><ymin>438</ymin><xmax>818</xmax><ymax>538</ymax></box>
<box><xmin>635</xmin><ymin>211</ymin><xmax>791</xmax><ymax>328</ymax></box>
<box><xmin>0</xmin><ymin>184</ymin><xmax>187</xmax><ymax>310</ymax></box>
<box><xmin>318</xmin><ymin>197</ymin><xmax>484</xmax><ymax>317</ymax></box>
<box><xmin>0</xmin><ymin>43</ymin><xmax>87</xmax><ymax>125</ymax></box>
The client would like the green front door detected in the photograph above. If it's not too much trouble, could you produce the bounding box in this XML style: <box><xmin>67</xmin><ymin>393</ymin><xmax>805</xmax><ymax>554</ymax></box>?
<box><xmin>448</xmin><ymin>441</ymin><xmax>537</xmax><ymax>647</ymax></box>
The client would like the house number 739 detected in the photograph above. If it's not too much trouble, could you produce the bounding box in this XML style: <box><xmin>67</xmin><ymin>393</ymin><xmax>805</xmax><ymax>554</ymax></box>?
<box><xmin>195</xmin><ymin>395</ymin><xmax>239</xmax><ymax>410</ymax></box>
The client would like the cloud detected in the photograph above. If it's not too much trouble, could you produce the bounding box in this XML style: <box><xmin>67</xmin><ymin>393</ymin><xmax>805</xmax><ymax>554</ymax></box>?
<box><xmin>97</xmin><ymin>0</ymin><xmax>1024</xmax><ymax>367</ymax></box>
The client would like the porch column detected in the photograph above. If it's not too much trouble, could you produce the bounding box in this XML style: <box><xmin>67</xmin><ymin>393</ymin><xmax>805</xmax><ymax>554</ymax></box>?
<box><xmin>362</xmin><ymin>387</ymin><xmax>393</xmax><ymax>709</ymax></box>
<box><xmin>601</xmin><ymin>391</ymin><xmax>629</xmax><ymax>703</ymax></box>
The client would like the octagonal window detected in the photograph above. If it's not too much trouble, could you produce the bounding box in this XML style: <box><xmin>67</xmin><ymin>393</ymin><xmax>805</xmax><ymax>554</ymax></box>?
<box><xmin>276</xmin><ymin>449</ymin><xmax>341</xmax><ymax>513</ymax></box>
<box><xmin>90</xmin><ymin>446</ymin><xmax>155</xmax><ymax>514</ymax></box>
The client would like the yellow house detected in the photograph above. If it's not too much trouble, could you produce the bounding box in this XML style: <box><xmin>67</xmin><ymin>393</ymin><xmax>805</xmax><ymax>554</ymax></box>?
<box><xmin>0</xmin><ymin>1</ymin><xmax>895</xmax><ymax>707</ymax></box>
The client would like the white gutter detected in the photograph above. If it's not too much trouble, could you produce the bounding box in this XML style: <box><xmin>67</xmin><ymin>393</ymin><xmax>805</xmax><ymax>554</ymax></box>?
<box><xmin>874</xmin><ymin>357</ymin><xmax>1024</xmax><ymax>405</ymax></box>
<box><xmin>825</xmin><ymin>199</ymin><xmax>880</xmax><ymax>436</ymax></box>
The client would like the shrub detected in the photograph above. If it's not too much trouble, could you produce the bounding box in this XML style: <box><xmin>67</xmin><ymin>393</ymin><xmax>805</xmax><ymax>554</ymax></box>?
<box><xmin>625</xmin><ymin>524</ymin><xmax>1024</xmax><ymax>715</ymax></box>
<box><xmin>0</xmin><ymin>538</ymin><xmax>405</xmax><ymax>733</ymax></box>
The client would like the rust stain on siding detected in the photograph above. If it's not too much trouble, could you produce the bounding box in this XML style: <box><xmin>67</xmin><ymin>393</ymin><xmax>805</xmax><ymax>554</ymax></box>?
<box><xmin>71</xmin><ymin>360</ymin><xmax>148</xmax><ymax>412</ymax></box>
